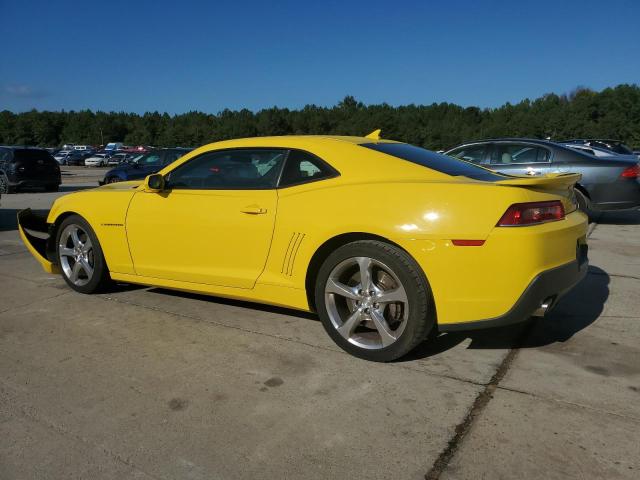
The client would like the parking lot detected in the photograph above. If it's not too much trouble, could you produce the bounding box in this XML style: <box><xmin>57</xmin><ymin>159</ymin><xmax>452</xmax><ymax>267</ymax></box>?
<box><xmin>1</xmin><ymin>171</ymin><xmax>639</xmax><ymax>479</ymax></box>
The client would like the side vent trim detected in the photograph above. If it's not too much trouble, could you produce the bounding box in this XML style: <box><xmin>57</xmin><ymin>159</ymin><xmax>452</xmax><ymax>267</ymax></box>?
<box><xmin>281</xmin><ymin>232</ymin><xmax>305</xmax><ymax>276</ymax></box>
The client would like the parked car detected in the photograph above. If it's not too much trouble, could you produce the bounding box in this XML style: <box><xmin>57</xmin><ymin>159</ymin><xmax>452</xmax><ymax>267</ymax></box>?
<box><xmin>84</xmin><ymin>153</ymin><xmax>111</xmax><ymax>167</ymax></box>
<box><xmin>100</xmin><ymin>148</ymin><xmax>192</xmax><ymax>184</ymax></box>
<box><xmin>562</xmin><ymin>139</ymin><xmax>635</xmax><ymax>156</ymax></box>
<box><xmin>0</xmin><ymin>146</ymin><xmax>61</xmax><ymax>193</ymax></box>
<box><xmin>54</xmin><ymin>150</ymin><xmax>85</xmax><ymax>166</ymax></box>
<box><xmin>17</xmin><ymin>134</ymin><xmax>588</xmax><ymax>361</ymax></box>
<box><xmin>104</xmin><ymin>142</ymin><xmax>124</xmax><ymax>152</ymax></box>
<box><xmin>106</xmin><ymin>152</ymin><xmax>128</xmax><ymax>166</ymax></box>
<box><xmin>446</xmin><ymin>139</ymin><xmax>640</xmax><ymax>217</ymax></box>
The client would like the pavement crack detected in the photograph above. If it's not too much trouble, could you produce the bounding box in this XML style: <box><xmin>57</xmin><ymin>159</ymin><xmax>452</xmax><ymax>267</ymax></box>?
<box><xmin>496</xmin><ymin>385</ymin><xmax>640</xmax><ymax>423</ymax></box>
<box><xmin>424</xmin><ymin>323</ymin><xmax>533</xmax><ymax>480</ymax></box>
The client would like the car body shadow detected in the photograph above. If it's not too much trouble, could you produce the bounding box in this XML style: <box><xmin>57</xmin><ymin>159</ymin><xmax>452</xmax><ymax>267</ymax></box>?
<box><xmin>403</xmin><ymin>265</ymin><xmax>610</xmax><ymax>361</ymax></box>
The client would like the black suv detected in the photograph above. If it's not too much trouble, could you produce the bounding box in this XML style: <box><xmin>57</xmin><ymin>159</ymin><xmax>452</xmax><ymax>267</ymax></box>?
<box><xmin>0</xmin><ymin>147</ymin><xmax>62</xmax><ymax>193</ymax></box>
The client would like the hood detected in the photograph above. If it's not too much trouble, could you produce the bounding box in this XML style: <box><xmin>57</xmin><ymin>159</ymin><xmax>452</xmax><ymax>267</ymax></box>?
<box><xmin>98</xmin><ymin>180</ymin><xmax>142</xmax><ymax>190</ymax></box>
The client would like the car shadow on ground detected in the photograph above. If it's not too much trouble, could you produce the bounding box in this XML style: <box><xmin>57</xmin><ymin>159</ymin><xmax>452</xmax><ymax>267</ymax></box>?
<box><xmin>402</xmin><ymin>265</ymin><xmax>610</xmax><ymax>361</ymax></box>
<box><xmin>138</xmin><ymin>266</ymin><xmax>609</xmax><ymax>362</ymax></box>
<box><xmin>146</xmin><ymin>287</ymin><xmax>319</xmax><ymax>321</ymax></box>
<box><xmin>0</xmin><ymin>208</ymin><xmax>51</xmax><ymax>232</ymax></box>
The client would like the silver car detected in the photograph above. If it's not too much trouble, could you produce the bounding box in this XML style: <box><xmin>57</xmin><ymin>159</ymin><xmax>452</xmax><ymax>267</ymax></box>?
<box><xmin>446</xmin><ymin>138</ymin><xmax>640</xmax><ymax>217</ymax></box>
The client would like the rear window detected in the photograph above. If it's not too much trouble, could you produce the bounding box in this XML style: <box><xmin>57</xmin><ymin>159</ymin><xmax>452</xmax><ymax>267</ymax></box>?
<box><xmin>360</xmin><ymin>143</ymin><xmax>506</xmax><ymax>182</ymax></box>
<box><xmin>12</xmin><ymin>149</ymin><xmax>55</xmax><ymax>163</ymax></box>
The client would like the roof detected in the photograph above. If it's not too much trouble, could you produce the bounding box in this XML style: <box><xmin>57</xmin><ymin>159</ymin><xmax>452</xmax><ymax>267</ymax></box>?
<box><xmin>196</xmin><ymin>135</ymin><xmax>399</xmax><ymax>151</ymax></box>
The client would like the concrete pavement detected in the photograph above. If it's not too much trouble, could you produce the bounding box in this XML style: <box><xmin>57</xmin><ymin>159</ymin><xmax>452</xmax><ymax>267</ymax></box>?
<box><xmin>1</xmin><ymin>185</ymin><xmax>638</xmax><ymax>479</ymax></box>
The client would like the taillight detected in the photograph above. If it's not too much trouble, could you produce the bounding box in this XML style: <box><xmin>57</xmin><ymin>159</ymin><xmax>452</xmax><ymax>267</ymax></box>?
<box><xmin>621</xmin><ymin>164</ymin><xmax>639</xmax><ymax>178</ymax></box>
<box><xmin>497</xmin><ymin>201</ymin><xmax>565</xmax><ymax>226</ymax></box>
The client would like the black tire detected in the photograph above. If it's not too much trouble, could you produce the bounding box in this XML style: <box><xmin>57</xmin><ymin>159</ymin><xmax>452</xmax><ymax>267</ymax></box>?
<box><xmin>45</xmin><ymin>184</ymin><xmax>59</xmax><ymax>192</ymax></box>
<box><xmin>575</xmin><ymin>189</ymin><xmax>598</xmax><ymax>222</ymax></box>
<box><xmin>56</xmin><ymin>214</ymin><xmax>111</xmax><ymax>294</ymax></box>
<box><xmin>0</xmin><ymin>174</ymin><xmax>14</xmax><ymax>194</ymax></box>
<box><xmin>314</xmin><ymin>240</ymin><xmax>435</xmax><ymax>362</ymax></box>
<box><xmin>107</xmin><ymin>177</ymin><xmax>121</xmax><ymax>184</ymax></box>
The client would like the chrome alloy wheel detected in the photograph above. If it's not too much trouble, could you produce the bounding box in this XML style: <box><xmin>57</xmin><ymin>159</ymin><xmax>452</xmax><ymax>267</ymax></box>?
<box><xmin>58</xmin><ymin>224</ymin><xmax>95</xmax><ymax>286</ymax></box>
<box><xmin>324</xmin><ymin>256</ymin><xmax>409</xmax><ymax>349</ymax></box>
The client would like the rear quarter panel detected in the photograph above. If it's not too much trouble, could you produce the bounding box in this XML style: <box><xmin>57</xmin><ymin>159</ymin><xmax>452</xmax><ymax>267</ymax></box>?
<box><xmin>257</xmin><ymin>178</ymin><xmax>537</xmax><ymax>295</ymax></box>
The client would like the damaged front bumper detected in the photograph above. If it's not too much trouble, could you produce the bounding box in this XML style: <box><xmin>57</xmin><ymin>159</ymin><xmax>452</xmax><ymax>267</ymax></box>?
<box><xmin>17</xmin><ymin>208</ymin><xmax>60</xmax><ymax>274</ymax></box>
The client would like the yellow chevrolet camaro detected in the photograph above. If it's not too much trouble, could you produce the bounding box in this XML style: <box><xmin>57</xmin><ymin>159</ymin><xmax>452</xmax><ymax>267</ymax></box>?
<box><xmin>18</xmin><ymin>133</ymin><xmax>588</xmax><ymax>361</ymax></box>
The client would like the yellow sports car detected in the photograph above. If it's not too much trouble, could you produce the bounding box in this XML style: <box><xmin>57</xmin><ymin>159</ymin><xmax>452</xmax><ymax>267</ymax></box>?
<box><xmin>18</xmin><ymin>132</ymin><xmax>588</xmax><ymax>361</ymax></box>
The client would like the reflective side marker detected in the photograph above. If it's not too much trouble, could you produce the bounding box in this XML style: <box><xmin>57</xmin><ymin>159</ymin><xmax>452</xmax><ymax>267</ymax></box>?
<box><xmin>451</xmin><ymin>239</ymin><xmax>485</xmax><ymax>246</ymax></box>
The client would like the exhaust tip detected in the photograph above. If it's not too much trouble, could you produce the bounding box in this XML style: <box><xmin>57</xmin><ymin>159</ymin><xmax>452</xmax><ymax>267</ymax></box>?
<box><xmin>532</xmin><ymin>296</ymin><xmax>556</xmax><ymax>317</ymax></box>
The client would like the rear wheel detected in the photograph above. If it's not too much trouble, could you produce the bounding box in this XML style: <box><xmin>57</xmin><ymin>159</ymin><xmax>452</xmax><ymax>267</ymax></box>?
<box><xmin>45</xmin><ymin>184</ymin><xmax>59</xmax><ymax>192</ymax></box>
<box><xmin>107</xmin><ymin>176</ymin><xmax>121</xmax><ymax>184</ymax></box>
<box><xmin>0</xmin><ymin>174</ymin><xmax>15</xmax><ymax>194</ymax></box>
<box><xmin>315</xmin><ymin>240</ymin><xmax>435</xmax><ymax>362</ymax></box>
<box><xmin>56</xmin><ymin>215</ymin><xmax>111</xmax><ymax>294</ymax></box>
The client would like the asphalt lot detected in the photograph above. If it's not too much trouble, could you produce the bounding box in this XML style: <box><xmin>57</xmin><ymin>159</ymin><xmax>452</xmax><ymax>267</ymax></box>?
<box><xmin>1</xmin><ymin>173</ymin><xmax>639</xmax><ymax>479</ymax></box>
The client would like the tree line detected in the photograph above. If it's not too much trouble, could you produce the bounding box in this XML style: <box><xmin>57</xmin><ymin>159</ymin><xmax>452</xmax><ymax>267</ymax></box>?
<box><xmin>1</xmin><ymin>84</ymin><xmax>639</xmax><ymax>151</ymax></box>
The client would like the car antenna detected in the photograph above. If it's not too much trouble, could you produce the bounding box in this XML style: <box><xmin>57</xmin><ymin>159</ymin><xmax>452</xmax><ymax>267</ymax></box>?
<box><xmin>365</xmin><ymin>129</ymin><xmax>382</xmax><ymax>140</ymax></box>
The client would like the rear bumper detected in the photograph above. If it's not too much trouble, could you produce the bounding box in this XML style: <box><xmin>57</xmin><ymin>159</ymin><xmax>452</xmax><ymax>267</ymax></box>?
<box><xmin>8</xmin><ymin>176</ymin><xmax>61</xmax><ymax>188</ymax></box>
<box><xmin>17</xmin><ymin>208</ymin><xmax>59</xmax><ymax>274</ymax></box>
<box><xmin>439</xmin><ymin>247</ymin><xmax>588</xmax><ymax>332</ymax></box>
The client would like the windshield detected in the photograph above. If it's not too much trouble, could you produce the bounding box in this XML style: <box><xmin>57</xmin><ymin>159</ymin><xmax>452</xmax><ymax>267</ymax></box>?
<box><xmin>134</xmin><ymin>152</ymin><xmax>161</xmax><ymax>165</ymax></box>
<box><xmin>360</xmin><ymin>143</ymin><xmax>507</xmax><ymax>182</ymax></box>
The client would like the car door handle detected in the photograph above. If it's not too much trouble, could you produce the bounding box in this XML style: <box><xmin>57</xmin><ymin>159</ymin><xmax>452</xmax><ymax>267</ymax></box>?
<box><xmin>240</xmin><ymin>205</ymin><xmax>267</xmax><ymax>215</ymax></box>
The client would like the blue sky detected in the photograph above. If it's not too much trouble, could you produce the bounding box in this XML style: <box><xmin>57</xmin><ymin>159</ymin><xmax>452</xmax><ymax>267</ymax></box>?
<box><xmin>1</xmin><ymin>0</ymin><xmax>639</xmax><ymax>114</ymax></box>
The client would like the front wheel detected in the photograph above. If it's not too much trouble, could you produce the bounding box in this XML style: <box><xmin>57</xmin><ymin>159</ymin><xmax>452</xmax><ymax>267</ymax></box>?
<box><xmin>315</xmin><ymin>240</ymin><xmax>435</xmax><ymax>362</ymax></box>
<box><xmin>56</xmin><ymin>215</ymin><xmax>111</xmax><ymax>294</ymax></box>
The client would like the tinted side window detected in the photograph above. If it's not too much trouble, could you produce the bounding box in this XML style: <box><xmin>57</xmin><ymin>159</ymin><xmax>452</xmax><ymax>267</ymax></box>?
<box><xmin>491</xmin><ymin>144</ymin><xmax>550</xmax><ymax>164</ymax></box>
<box><xmin>13</xmin><ymin>149</ymin><xmax>56</xmax><ymax>163</ymax></box>
<box><xmin>0</xmin><ymin>148</ymin><xmax>11</xmax><ymax>163</ymax></box>
<box><xmin>448</xmin><ymin>145</ymin><xmax>487</xmax><ymax>164</ymax></box>
<box><xmin>279</xmin><ymin>150</ymin><xmax>337</xmax><ymax>187</ymax></box>
<box><xmin>166</xmin><ymin>149</ymin><xmax>286</xmax><ymax>190</ymax></box>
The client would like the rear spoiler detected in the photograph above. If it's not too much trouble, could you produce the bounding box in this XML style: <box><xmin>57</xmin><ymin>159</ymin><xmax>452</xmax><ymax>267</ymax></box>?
<box><xmin>495</xmin><ymin>173</ymin><xmax>581</xmax><ymax>189</ymax></box>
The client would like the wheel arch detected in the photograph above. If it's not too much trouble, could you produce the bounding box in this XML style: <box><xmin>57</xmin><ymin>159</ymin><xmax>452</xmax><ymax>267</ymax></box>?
<box><xmin>46</xmin><ymin>210</ymin><xmax>82</xmax><ymax>262</ymax></box>
<box><xmin>304</xmin><ymin>232</ymin><xmax>417</xmax><ymax>312</ymax></box>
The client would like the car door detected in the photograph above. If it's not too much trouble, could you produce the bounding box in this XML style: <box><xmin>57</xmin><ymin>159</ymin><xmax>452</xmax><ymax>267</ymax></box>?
<box><xmin>487</xmin><ymin>142</ymin><xmax>553</xmax><ymax>176</ymax></box>
<box><xmin>125</xmin><ymin>148</ymin><xmax>287</xmax><ymax>289</ymax></box>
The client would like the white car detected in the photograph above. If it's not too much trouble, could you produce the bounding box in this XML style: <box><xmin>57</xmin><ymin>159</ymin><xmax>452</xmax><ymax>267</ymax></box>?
<box><xmin>84</xmin><ymin>153</ymin><xmax>110</xmax><ymax>167</ymax></box>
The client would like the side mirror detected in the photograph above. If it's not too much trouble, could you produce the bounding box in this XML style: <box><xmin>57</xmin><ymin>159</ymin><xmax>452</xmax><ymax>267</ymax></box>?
<box><xmin>145</xmin><ymin>174</ymin><xmax>165</xmax><ymax>192</ymax></box>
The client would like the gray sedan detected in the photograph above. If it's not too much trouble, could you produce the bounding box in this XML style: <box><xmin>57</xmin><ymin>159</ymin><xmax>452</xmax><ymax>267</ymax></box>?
<box><xmin>445</xmin><ymin>138</ymin><xmax>640</xmax><ymax>215</ymax></box>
